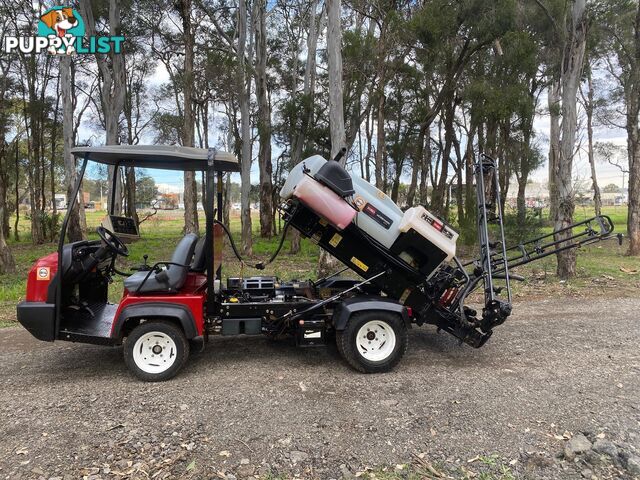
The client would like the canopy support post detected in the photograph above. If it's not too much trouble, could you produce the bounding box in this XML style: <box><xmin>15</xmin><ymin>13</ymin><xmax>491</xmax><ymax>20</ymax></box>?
<box><xmin>205</xmin><ymin>149</ymin><xmax>218</xmax><ymax>317</ymax></box>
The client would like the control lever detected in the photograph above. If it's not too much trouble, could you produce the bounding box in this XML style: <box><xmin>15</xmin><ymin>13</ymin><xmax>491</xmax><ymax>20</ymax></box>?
<box><xmin>131</xmin><ymin>254</ymin><xmax>152</xmax><ymax>272</ymax></box>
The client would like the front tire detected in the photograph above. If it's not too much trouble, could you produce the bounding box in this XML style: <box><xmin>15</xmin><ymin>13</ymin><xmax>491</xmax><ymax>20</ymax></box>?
<box><xmin>336</xmin><ymin>311</ymin><xmax>408</xmax><ymax>373</ymax></box>
<box><xmin>124</xmin><ymin>320</ymin><xmax>190</xmax><ymax>381</ymax></box>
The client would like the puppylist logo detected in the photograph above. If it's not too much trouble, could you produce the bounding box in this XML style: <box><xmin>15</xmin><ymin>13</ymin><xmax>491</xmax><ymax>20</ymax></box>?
<box><xmin>2</xmin><ymin>6</ymin><xmax>124</xmax><ymax>55</ymax></box>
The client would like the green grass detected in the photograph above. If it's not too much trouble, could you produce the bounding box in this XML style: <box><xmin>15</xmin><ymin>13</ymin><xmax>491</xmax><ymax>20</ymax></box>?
<box><xmin>0</xmin><ymin>209</ymin><xmax>320</xmax><ymax>321</ymax></box>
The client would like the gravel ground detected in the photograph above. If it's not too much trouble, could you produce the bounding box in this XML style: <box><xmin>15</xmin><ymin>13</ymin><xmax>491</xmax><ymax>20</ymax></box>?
<box><xmin>0</xmin><ymin>297</ymin><xmax>639</xmax><ymax>480</ymax></box>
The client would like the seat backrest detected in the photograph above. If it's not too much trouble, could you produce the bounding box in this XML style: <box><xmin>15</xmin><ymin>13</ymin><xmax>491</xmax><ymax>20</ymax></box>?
<box><xmin>191</xmin><ymin>237</ymin><xmax>206</xmax><ymax>272</ymax></box>
<box><xmin>165</xmin><ymin>233</ymin><xmax>198</xmax><ymax>290</ymax></box>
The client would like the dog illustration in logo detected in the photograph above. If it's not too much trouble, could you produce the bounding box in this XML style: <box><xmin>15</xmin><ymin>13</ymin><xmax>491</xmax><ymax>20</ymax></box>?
<box><xmin>40</xmin><ymin>8</ymin><xmax>78</xmax><ymax>54</ymax></box>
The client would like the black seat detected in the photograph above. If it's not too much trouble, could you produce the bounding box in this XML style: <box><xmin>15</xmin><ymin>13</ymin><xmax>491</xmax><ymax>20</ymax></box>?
<box><xmin>190</xmin><ymin>237</ymin><xmax>207</xmax><ymax>273</ymax></box>
<box><xmin>124</xmin><ymin>234</ymin><xmax>198</xmax><ymax>294</ymax></box>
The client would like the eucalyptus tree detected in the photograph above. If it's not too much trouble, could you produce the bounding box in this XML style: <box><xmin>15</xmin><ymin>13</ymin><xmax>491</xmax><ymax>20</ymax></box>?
<box><xmin>0</xmin><ymin>43</ymin><xmax>16</xmax><ymax>272</ymax></box>
<box><xmin>254</xmin><ymin>0</ymin><xmax>274</xmax><ymax>237</ymax></box>
<box><xmin>317</xmin><ymin>0</ymin><xmax>347</xmax><ymax>276</ymax></box>
<box><xmin>327</xmin><ymin>0</ymin><xmax>346</xmax><ymax>160</ymax></box>
<box><xmin>177</xmin><ymin>0</ymin><xmax>200</xmax><ymax>235</ymax></box>
<box><xmin>595</xmin><ymin>0</ymin><xmax>640</xmax><ymax>255</ymax></box>
<box><xmin>533</xmin><ymin>0</ymin><xmax>588</xmax><ymax>278</ymax></box>
<box><xmin>122</xmin><ymin>47</ymin><xmax>158</xmax><ymax>224</ymax></box>
<box><xmin>79</xmin><ymin>0</ymin><xmax>126</xmax><ymax>216</ymax></box>
<box><xmin>269</xmin><ymin>0</ymin><xmax>321</xmax><ymax>252</ymax></box>
<box><xmin>60</xmin><ymin>56</ymin><xmax>84</xmax><ymax>242</ymax></box>
<box><xmin>237</xmin><ymin>0</ymin><xmax>254</xmax><ymax>254</ymax></box>
<box><xmin>406</xmin><ymin>0</ymin><xmax>517</xmax><ymax>216</ymax></box>
<box><xmin>4</xmin><ymin>0</ymin><xmax>56</xmax><ymax>244</ymax></box>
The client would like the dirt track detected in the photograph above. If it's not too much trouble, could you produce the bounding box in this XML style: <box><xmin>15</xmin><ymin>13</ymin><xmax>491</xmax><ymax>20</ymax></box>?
<box><xmin>0</xmin><ymin>297</ymin><xmax>639</xmax><ymax>479</ymax></box>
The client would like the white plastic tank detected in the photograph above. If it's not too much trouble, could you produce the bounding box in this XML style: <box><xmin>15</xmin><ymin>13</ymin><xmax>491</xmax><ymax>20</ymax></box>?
<box><xmin>280</xmin><ymin>155</ymin><xmax>326</xmax><ymax>199</ymax></box>
<box><xmin>397</xmin><ymin>206</ymin><xmax>459</xmax><ymax>262</ymax></box>
<box><xmin>281</xmin><ymin>156</ymin><xmax>403</xmax><ymax>249</ymax></box>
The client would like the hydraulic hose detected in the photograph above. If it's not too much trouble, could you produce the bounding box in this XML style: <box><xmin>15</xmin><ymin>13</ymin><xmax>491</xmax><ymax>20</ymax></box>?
<box><xmin>214</xmin><ymin>217</ymin><xmax>291</xmax><ymax>270</ymax></box>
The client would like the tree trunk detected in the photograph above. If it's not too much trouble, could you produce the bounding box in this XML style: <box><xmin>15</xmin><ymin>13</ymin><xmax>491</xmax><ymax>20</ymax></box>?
<box><xmin>554</xmin><ymin>0</ymin><xmax>587</xmax><ymax>279</ymax></box>
<box><xmin>628</xmin><ymin>124</ymin><xmax>640</xmax><ymax>256</ymax></box>
<box><xmin>548</xmin><ymin>79</ymin><xmax>561</xmax><ymax>223</ymax></box>
<box><xmin>61</xmin><ymin>56</ymin><xmax>83</xmax><ymax>242</ymax></box>
<box><xmin>374</xmin><ymin>93</ymin><xmax>385</xmax><ymax>190</ymax></box>
<box><xmin>255</xmin><ymin>0</ymin><xmax>274</xmax><ymax>238</ymax></box>
<box><xmin>584</xmin><ymin>65</ymin><xmax>602</xmax><ymax>216</ymax></box>
<box><xmin>80</xmin><ymin>0</ymin><xmax>126</xmax><ymax>216</ymax></box>
<box><xmin>463</xmin><ymin>122</ymin><xmax>477</xmax><ymax>228</ymax></box>
<box><xmin>419</xmin><ymin>123</ymin><xmax>431</xmax><ymax>205</ymax></box>
<box><xmin>516</xmin><ymin>177</ymin><xmax>527</xmax><ymax>226</ymax></box>
<box><xmin>291</xmin><ymin>0</ymin><xmax>319</xmax><ymax>166</ymax></box>
<box><xmin>319</xmin><ymin>0</ymin><xmax>346</xmax><ymax>277</ymax></box>
<box><xmin>180</xmin><ymin>0</ymin><xmax>199</xmax><ymax>235</ymax></box>
<box><xmin>125</xmin><ymin>167</ymin><xmax>139</xmax><ymax>224</ymax></box>
<box><xmin>49</xmin><ymin>83</ymin><xmax>60</xmax><ymax>241</ymax></box>
<box><xmin>14</xmin><ymin>142</ymin><xmax>19</xmax><ymax>241</ymax></box>
<box><xmin>0</xmin><ymin>88</ymin><xmax>15</xmax><ymax>270</ymax></box>
<box><xmin>23</xmin><ymin>55</ymin><xmax>45</xmax><ymax>244</ymax></box>
<box><xmin>0</xmin><ymin>174</ymin><xmax>15</xmax><ymax>273</ymax></box>
<box><xmin>290</xmin><ymin>0</ymin><xmax>319</xmax><ymax>254</ymax></box>
<box><xmin>453</xmin><ymin>136</ymin><xmax>464</xmax><ymax>224</ymax></box>
<box><xmin>431</xmin><ymin>100</ymin><xmax>455</xmax><ymax>216</ymax></box>
<box><xmin>238</xmin><ymin>0</ymin><xmax>253</xmax><ymax>254</ymax></box>
<box><xmin>326</xmin><ymin>0</ymin><xmax>346</xmax><ymax>161</ymax></box>
<box><xmin>406</xmin><ymin>124</ymin><xmax>425</xmax><ymax>207</ymax></box>
<box><xmin>626</xmin><ymin>3</ymin><xmax>640</xmax><ymax>256</ymax></box>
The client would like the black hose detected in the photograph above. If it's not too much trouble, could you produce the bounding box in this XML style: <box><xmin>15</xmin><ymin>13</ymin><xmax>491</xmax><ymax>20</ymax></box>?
<box><xmin>214</xmin><ymin>217</ymin><xmax>291</xmax><ymax>270</ymax></box>
<box><xmin>257</xmin><ymin>220</ymin><xmax>291</xmax><ymax>269</ymax></box>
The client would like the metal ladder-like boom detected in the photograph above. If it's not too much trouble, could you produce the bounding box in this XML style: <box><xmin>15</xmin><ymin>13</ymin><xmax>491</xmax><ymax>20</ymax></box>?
<box><xmin>460</xmin><ymin>154</ymin><xmax>618</xmax><ymax>334</ymax></box>
<box><xmin>473</xmin><ymin>155</ymin><xmax>513</xmax><ymax>329</ymax></box>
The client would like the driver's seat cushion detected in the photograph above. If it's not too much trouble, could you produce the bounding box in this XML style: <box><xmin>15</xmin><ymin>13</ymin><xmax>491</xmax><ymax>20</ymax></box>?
<box><xmin>124</xmin><ymin>234</ymin><xmax>198</xmax><ymax>294</ymax></box>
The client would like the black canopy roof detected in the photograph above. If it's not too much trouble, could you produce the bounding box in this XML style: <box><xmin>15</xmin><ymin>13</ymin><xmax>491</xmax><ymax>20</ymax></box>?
<box><xmin>71</xmin><ymin>145</ymin><xmax>240</xmax><ymax>172</ymax></box>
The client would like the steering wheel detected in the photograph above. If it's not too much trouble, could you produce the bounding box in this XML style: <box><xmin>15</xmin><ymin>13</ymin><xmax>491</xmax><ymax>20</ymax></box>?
<box><xmin>96</xmin><ymin>226</ymin><xmax>129</xmax><ymax>257</ymax></box>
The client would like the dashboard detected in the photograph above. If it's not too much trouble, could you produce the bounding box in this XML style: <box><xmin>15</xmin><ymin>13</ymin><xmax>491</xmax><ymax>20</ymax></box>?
<box><xmin>102</xmin><ymin>215</ymin><xmax>140</xmax><ymax>240</ymax></box>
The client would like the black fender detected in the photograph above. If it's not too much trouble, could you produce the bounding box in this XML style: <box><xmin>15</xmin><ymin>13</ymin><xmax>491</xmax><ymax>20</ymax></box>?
<box><xmin>112</xmin><ymin>302</ymin><xmax>198</xmax><ymax>339</ymax></box>
<box><xmin>332</xmin><ymin>296</ymin><xmax>411</xmax><ymax>331</ymax></box>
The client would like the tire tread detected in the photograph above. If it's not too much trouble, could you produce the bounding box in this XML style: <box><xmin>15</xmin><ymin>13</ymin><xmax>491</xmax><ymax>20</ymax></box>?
<box><xmin>336</xmin><ymin>311</ymin><xmax>408</xmax><ymax>373</ymax></box>
<box><xmin>123</xmin><ymin>319</ymin><xmax>190</xmax><ymax>382</ymax></box>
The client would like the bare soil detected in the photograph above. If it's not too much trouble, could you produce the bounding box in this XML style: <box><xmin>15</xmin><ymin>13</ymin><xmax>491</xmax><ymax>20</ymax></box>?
<box><xmin>0</xmin><ymin>297</ymin><xmax>638</xmax><ymax>479</ymax></box>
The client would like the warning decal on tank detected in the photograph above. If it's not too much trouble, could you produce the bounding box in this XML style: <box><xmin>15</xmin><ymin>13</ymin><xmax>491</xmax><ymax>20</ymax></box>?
<box><xmin>350</xmin><ymin>256</ymin><xmax>369</xmax><ymax>272</ymax></box>
<box><xmin>362</xmin><ymin>203</ymin><xmax>392</xmax><ymax>230</ymax></box>
<box><xmin>329</xmin><ymin>233</ymin><xmax>342</xmax><ymax>247</ymax></box>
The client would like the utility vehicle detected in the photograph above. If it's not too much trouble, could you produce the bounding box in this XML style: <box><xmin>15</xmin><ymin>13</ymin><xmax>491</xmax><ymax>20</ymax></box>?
<box><xmin>17</xmin><ymin>145</ymin><xmax>616</xmax><ymax>381</ymax></box>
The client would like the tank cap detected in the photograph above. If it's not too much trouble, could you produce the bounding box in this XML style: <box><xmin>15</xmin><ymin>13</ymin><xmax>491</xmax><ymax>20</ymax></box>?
<box><xmin>314</xmin><ymin>161</ymin><xmax>355</xmax><ymax>198</ymax></box>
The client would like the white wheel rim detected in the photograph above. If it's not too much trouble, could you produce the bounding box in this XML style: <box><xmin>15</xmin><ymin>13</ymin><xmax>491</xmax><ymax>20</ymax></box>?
<box><xmin>356</xmin><ymin>320</ymin><xmax>396</xmax><ymax>362</ymax></box>
<box><xmin>132</xmin><ymin>332</ymin><xmax>177</xmax><ymax>374</ymax></box>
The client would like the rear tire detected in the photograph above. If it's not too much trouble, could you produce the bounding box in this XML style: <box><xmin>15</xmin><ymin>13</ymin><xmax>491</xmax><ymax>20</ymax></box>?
<box><xmin>124</xmin><ymin>320</ymin><xmax>190</xmax><ymax>382</ymax></box>
<box><xmin>336</xmin><ymin>311</ymin><xmax>408</xmax><ymax>373</ymax></box>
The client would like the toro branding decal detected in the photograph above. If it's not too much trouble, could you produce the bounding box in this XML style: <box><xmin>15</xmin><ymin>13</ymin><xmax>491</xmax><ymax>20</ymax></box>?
<box><xmin>362</xmin><ymin>203</ymin><xmax>392</xmax><ymax>230</ymax></box>
<box><xmin>37</xmin><ymin>267</ymin><xmax>50</xmax><ymax>281</ymax></box>
<box><xmin>2</xmin><ymin>6</ymin><xmax>124</xmax><ymax>55</ymax></box>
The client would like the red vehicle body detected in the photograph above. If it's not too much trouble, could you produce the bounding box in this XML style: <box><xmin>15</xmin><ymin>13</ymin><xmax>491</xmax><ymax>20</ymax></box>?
<box><xmin>22</xmin><ymin>249</ymin><xmax>210</xmax><ymax>341</ymax></box>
